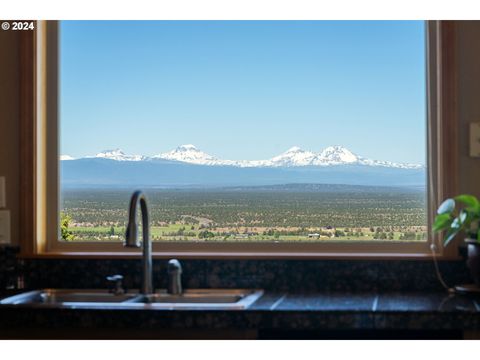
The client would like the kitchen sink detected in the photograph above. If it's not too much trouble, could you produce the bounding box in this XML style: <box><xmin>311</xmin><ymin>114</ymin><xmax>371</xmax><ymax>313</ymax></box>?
<box><xmin>0</xmin><ymin>288</ymin><xmax>264</xmax><ymax>309</ymax></box>
<box><xmin>0</xmin><ymin>197</ymin><xmax>264</xmax><ymax>311</ymax></box>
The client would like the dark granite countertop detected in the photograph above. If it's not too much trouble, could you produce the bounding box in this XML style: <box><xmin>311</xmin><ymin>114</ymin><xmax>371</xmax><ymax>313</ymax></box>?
<box><xmin>1</xmin><ymin>290</ymin><xmax>479</xmax><ymax>337</ymax></box>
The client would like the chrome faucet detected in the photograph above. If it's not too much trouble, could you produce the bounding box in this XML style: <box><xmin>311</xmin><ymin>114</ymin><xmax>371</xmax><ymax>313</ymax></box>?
<box><xmin>106</xmin><ymin>274</ymin><xmax>125</xmax><ymax>295</ymax></box>
<box><xmin>124</xmin><ymin>190</ymin><xmax>153</xmax><ymax>295</ymax></box>
<box><xmin>167</xmin><ymin>259</ymin><xmax>183</xmax><ymax>295</ymax></box>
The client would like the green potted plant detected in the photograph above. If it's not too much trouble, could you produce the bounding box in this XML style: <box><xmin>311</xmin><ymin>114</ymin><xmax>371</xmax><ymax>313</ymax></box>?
<box><xmin>433</xmin><ymin>194</ymin><xmax>480</xmax><ymax>288</ymax></box>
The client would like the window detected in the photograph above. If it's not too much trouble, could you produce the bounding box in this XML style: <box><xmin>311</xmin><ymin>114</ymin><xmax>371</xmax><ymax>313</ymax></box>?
<box><xmin>20</xmin><ymin>20</ymin><xmax>459</xmax><ymax>258</ymax></box>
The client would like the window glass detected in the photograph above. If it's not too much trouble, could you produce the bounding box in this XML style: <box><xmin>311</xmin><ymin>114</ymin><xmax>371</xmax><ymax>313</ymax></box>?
<box><xmin>59</xmin><ymin>21</ymin><xmax>426</xmax><ymax>243</ymax></box>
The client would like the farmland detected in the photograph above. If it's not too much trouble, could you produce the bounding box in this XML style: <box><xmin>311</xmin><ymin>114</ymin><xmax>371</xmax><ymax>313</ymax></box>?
<box><xmin>60</xmin><ymin>184</ymin><xmax>428</xmax><ymax>242</ymax></box>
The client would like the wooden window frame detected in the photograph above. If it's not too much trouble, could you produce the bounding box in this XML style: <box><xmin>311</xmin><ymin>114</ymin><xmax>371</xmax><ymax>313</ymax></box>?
<box><xmin>19</xmin><ymin>20</ymin><xmax>459</xmax><ymax>260</ymax></box>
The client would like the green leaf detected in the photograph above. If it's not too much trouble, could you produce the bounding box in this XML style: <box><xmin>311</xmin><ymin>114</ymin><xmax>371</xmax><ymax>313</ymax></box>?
<box><xmin>444</xmin><ymin>226</ymin><xmax>460</xmax><ymax>247</ymax></box>
<box><xmin>432</xmin><ymin>213</ymin><xmax>453</xmax><ymax>232</ymax></box>
<box><xmin>443</xmin><ymin>212</ymin><xmax>469</xmax><ymax>247</ymax></box>
<box><xmin>454</xmin><ymin>194</ymin><xmax>480</xmax><ymax>213</ymax></box>
<box><xmin>437</xmin><ymin>198</ymin><xmax>455</xmax><ymax>215</ymax></box>
<box><xmin>458</xmin><ymin>210</ymin><xmax>468</xmax><ymax>225</ymax></box>
<box><xmin>437</xmin><ymin>199</ymin><xmax>455</xmax><ymax>215</ymax></box>
<box><xmin>451</xmin><ymin>217</ymin><xmax>461</xmax><ymax>229</ymax></box>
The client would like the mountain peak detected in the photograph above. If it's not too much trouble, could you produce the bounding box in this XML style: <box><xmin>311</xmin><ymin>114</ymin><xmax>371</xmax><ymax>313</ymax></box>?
<box><xmin>324</xmin><ymin>145</ymin><xmax>349</xmax><ymax>151</ymax></box>
<box><xmin>269</xmin><ymin>146</ymin><xmax>317</xmax><ymax>167</ymax></box>
<box><xmin>94</xmin><ymin>149</ymin><xmax>144</xmax><ymax>161</ymax></box>
<box><xmin>155</xmin><ymin>144</ymin><xmax>220</xmax><ymax>165</ymax></box>
<box><xmin>318</xmin><ymin>145</ymin><xmax>358</xmax><ymax>164</ymax></box>
<box><xmin>177</xmin><ymin>144</ymin><xmax>198</xmax><ymax>151</ymax></box>
<box><xmin>285</xmin><ymin>146</ymin><xmax>305</xmax><ymax>153</ymax></box>
<box><xmin>96</xmin><ymin>149</ymin><xmax>125</xmax><ymax>157</ymax></box>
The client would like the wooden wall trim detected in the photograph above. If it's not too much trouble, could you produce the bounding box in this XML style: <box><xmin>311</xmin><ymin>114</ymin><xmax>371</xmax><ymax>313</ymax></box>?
<box><xmin>440</xmin><ymin>21</ymin><xmax>458</xmax><ymax>200</ymax></box>
<box><xmin>19</xmin><ymin>27</ymin><xmax>36</xmax><ymax>255</ymax></box>
<box><xmin>437</xmin><ymin>21</ymin><xmax>460</xmax><ymax>258</ymax></box>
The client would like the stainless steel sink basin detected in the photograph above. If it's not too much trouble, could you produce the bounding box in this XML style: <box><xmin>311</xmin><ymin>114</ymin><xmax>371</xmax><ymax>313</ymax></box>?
<box><xmin>0</xmin><ymin>289</ymin><xmax>141</xmax><ymax>305</ymax></box>
<box><xmin>0</xmin><ymin>288</ymin><xmax>264</xmax><ymax>309</ymax></box>
<box><xmin>147</xmin><ymin>290</ymin><xmax>243</xmax><ymax>303</ymax></box>
<box><xmin>130</xmin><ymin>289</ymin><xmax>263</xmax><ymax>309</ymax></box>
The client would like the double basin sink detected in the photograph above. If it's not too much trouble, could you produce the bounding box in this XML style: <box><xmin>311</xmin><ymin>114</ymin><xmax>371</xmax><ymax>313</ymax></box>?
<box><xmin>0</xmin><ymin>288</ymin><xmax>264</xmax><ymax>310</ymax></box>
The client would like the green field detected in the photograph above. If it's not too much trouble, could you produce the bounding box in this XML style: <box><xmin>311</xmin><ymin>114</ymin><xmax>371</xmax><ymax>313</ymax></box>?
<box><xmin>60</xmin><ymin>185</ymin><xmax>428</xmax><ymax>242</ymax></box>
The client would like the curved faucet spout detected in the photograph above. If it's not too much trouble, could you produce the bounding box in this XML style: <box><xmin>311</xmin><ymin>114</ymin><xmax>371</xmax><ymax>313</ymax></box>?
<box><xmin>125</xmin><ymin>190</ymin><xmax>152</xmax><ymax>294</ymax></box>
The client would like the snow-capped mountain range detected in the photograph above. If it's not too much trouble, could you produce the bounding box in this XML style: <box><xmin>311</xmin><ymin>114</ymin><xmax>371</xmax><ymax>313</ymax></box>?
<box><xmin>61</xmin><ymin>144</ymin><xmax>423</xmax><ymax>170</ymax></box>
<box><xmin>91</xmin><ymin>149</ymin><xmax>147</xmax><ymax>162</ymax></box>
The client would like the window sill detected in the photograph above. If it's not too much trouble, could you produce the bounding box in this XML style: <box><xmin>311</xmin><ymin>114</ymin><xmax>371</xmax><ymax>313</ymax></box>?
<box><xmin>18</xmin><ymin>251</ymin><xmax>461</xmax><ymax>261</ymax></box>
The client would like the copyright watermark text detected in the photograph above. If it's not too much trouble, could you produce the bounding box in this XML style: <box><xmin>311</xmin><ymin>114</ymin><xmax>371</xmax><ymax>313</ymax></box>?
<box><xmin>1</xmin><ymin>21</ymin><xmax>35</xmax><ymax>31</ymax></box>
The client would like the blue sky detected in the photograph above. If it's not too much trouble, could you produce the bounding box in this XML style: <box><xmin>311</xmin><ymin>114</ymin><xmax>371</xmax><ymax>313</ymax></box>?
<box><xmin>60</xmin><ymin>21</ymin><xmax>426</xmax><ymax>164</ymax></box>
